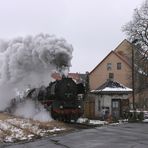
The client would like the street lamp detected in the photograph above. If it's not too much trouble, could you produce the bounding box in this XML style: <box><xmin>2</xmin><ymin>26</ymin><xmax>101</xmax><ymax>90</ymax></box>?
<box><xmin>131</xmin><ymin>39</ymin><xmax>138</xmax><ymax>110</ymax></box>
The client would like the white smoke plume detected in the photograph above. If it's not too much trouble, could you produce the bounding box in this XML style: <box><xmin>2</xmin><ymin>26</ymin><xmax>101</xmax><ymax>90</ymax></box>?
<box><xmin>13</xmin><ymin>100</ymin><xmax>52</xmax><ymax>122</ymax></box>
<box><xmin>0</xmin><ymin>33</ymin><xmax>73</xmax><ymax>111</ymax></box>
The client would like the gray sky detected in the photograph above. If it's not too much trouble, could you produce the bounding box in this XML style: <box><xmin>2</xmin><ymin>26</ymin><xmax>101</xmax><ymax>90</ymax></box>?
<box><xmin>0</xmin><ymin>0</ymin><xmax>143</xmax><ymax>73</ymax></box>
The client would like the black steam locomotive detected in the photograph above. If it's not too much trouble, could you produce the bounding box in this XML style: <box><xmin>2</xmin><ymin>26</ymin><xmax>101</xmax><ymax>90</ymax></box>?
<box><xmin>27</xmin><ymin>77</ymin><xmax>85</xmax><ymax>122</ymax></box>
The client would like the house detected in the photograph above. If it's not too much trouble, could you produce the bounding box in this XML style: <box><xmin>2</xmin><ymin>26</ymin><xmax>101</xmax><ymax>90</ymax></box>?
<box><xmin>89</xmin><ymin>39</ymin><xmax>133</xmax><ymax>91</ymax></box>
<box><xmin>85</xmin><ymin>39</ymin><xmax>148</xmax><ymax>119</ymax></box>
<box><xmin>84</xmin><ymin>80</ymin><xmax>132</xmax><ymax>119</ymax></box>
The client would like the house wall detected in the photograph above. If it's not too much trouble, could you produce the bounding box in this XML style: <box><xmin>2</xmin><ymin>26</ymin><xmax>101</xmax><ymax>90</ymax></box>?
<box><xmin>95</xmin><ymin>95</ymin><xmax>111</xmax><ymax>117</ymax></box>
<box><xmin>94</xmin><ymin>94</ymin><xmax>129</xmax><ymax>119</ymax></box>
<box><xmin>84</xmin><ymin>93</ymin><xmax>130</xmax><ymax>119</ymax></box>
<box><xmin>114</xmin><ymin>39</ymin><xmax>133</xmax><ymax>63</ymax></box>
<box><xmin>89</xmin><ymin>52</ymin><xmax>132</xmax><ymax>90</ymax></box>
<box><xmin>135</xmin><ymin>88</ymin><xmax>148</xmax><ymax>110</ymax></box>
<box><xmin>87</xmin><ymin>39</ymin><xmax>147</xmax><ymax>115</ymax></box>
<box><xmin>114</xmin><ymin>40</ymin><xmax>148</xmax><ymax>109</ymax></box>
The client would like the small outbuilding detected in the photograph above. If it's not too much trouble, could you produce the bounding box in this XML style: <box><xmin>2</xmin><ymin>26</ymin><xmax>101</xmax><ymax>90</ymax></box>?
<box><xmin>84</xmin><ymin>80</ymin><xmax>132</xmax><ymax>120</ymax></box>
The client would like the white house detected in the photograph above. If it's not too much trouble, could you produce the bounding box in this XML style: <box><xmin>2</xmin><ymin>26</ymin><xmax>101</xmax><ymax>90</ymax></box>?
<box><xmin>84</xmin><ymin>80</ymin><xmax>132</xmax><ymax>119</ymax></box>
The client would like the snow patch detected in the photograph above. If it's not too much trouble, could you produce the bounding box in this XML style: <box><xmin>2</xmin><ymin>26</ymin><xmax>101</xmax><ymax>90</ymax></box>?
<box><xmin>0</xmin><ymin>118</ymin><xmax>66</xmax><ymax>143</ymax></box>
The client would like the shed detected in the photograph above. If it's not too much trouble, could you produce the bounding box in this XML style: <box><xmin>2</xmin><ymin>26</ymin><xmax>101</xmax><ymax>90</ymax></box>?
<box><xmin>84</xmin><ymin>80</ymin><xmax>132</xmax><ymax>120</ymax></box>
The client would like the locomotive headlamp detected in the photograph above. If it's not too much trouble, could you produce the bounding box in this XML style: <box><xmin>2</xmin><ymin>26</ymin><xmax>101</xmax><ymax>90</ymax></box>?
<box><xmin>78</xmin><ymin>105</ymin><xmax>81</xmax><ymax>108</ymax></box>
<box><xmin>60</xmin><ymin>105</ymin><xmax>63</xmax><ymax>109</ymax></box>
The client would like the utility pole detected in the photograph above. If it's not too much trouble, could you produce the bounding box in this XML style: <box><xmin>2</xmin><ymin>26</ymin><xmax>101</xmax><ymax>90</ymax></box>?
<box><xmin>131</xmin><ymin>39</ymin><xmax>138</xmax><ymax>110</ymax></box>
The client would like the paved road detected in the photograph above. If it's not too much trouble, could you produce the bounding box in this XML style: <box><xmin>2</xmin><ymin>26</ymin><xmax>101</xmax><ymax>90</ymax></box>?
<box><xmin>1</xmin><ymin>123</ymin><xmax>148</xmax><ymax>148</ymax></box>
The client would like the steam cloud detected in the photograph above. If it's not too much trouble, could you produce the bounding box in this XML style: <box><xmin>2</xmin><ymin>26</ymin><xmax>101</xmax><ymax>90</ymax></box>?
<box><xmin>14</xmin><ymin>100</ymin><xmax>52</xmax><ymax>122</ymax></box>
<box><xmin>0</xmin><ymin>33</ymin><xmax>73</xmax><ymax>112</ymax></box>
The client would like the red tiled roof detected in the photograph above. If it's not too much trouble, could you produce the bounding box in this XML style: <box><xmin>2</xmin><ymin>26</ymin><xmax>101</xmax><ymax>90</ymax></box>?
<box><xmin>68</xmin><ymin>73</ymin><xmax>80</xmax><ymax>80</ymax></box>
<box><xmin>51</xmin><ymin>73</ymin><xmax>62</xmax><ymax>80</ymax></box>
<box><xmin>51</xmin><ymin>72</ymin><xmax>81</xmax><ymax>81</ymax></box>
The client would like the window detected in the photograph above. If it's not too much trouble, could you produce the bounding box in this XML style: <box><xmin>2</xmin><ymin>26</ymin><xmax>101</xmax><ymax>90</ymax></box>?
<box><xmin>112</xmin><ymin>101</ymin><xmax>119</xmax><ymax>108</ymax></box>
<box><xmin>109</xmin><ymin>73</ymin><xmax>114</xmax><ymax>79</ymax></box>
<box><xmin>117</xmin><ymin>63</ymin><xmax>121</xmax><ymax>70</ymax></box>
<box><xmin>107</xmin><ymin>63</ymin><xmax>112</xmax><ymax>70</ymax></box>
<box><xmin>112</xmin><ymin>99</ymin><xmax>120</xmax><ymax>109</ymax></box>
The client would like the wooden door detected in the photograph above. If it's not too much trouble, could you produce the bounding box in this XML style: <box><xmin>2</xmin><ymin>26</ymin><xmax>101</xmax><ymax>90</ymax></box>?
<box><xmin>84</xmin><ymin>101</ymin><xmax>95</xmax><ymax>119</ymax></box>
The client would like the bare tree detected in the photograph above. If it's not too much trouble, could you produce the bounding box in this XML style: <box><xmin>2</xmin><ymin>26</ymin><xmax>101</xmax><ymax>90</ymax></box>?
<box><xmin>122</xmin><ymin>0</ymin><xmax>148</xmax><ymax>109</ymax></box>
<box><xmin>122</xmin><ymin>0</ymin><xmax>148</xmax><ymax>61</ymax></box>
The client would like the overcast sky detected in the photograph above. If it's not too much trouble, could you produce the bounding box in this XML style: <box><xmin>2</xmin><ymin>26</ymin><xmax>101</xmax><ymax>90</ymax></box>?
<box><xmin>0</xmin><ymin>0</ymin><xmax>143</xmax><ymax>73</ymax></box>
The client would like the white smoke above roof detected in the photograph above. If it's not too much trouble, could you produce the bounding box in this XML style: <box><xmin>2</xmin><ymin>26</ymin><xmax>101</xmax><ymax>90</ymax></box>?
<box><xmin>0</xmin><ymin>33</ymin><xmax>73</xmax><ymax>110</ymax></box>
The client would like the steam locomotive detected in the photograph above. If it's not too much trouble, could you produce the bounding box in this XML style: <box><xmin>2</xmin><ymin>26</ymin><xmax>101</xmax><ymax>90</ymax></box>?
<box><xmin>26</xmin><ymin>77</ymin><xmax>85</xmax><ymax>122</ymax></box>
